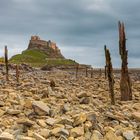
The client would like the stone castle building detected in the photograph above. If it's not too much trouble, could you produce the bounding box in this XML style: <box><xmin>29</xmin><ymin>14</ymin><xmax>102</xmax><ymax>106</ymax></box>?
<box><xmin>28</xmin><ymin>36</ymin><xmax>64</xmax><ymax>58</ymax></box>
<box><xmin>30</xmin><ymin>36</ymin><xmax>59</xmax><ymax>51</ymax></box>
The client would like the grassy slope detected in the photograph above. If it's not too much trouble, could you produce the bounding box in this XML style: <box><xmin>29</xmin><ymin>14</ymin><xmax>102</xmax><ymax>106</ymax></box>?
<box><xmin>10</xmin><ymin>49</ymin><xmax>77</xmax><ymax>67</ymax></box>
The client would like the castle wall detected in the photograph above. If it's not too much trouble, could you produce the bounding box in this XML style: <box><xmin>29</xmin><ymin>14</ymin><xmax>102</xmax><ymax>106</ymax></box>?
<box><xmin>30</xmin><ymin>36</ymin><xmax>58</xmax><ymax>51</ymax></box>
<box><xmin>30</xmin><ymin>40</ymin><xmax>48</xmax><ymax>46</ymax></box>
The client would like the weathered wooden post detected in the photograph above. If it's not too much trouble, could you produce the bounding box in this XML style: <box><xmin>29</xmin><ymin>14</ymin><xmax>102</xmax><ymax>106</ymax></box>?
<box><xmin>118</xmin><ymin>21</ymin><xmax>132</xmax><ymax>101</ymax></box>
<box><xmin>99</xmin><ymin>68</ymin><xmax>102</xmax><ymax>77</ymax></box>
<box><xmin>76</xmin><ymin>64</ymin><xmax>79</xmax><ymax>78</ymax></box>
<box><xmin>16</xmin><ymin>65</ymin><xmax>19</xmax><ymax>83</ymax></box>
<box><xmin>91</xmin><ymin>67</ymin><xmax>93</xmax><ymax>78</ymax></box>
<box><xmin>105</xmin><ymin>47</ymin><xmax>115</xmax><ymax>105</ymax></box>
<box><xmin>50</xmin><ymin>79</ymin><xmax>55</xmax><ymax>90</ymax></box>
<box><xmin>104</xmin><ymin>45</ymin><xmax>107</xmax><ymax>79</ymax></box>
<box><xmin>85</xmin><ymin>66</ymin><xmax>88</xmax><ymax>77</ymax></box>
<box><xmin>5</xmin><ymin>46</ymin><xmax>9</xmax><ymax>81</ymax></box>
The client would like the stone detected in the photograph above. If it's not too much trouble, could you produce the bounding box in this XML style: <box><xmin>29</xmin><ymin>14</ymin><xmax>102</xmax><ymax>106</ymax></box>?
<box><xmin>74</xmin><ymin>113</ymin><xmax>87</xmax><ymax>126</ymax></box>
<box><xmin>0</xmin><ymin>101</ymin><xmax>4</xmax><ymax>106</ymax></box>
<box><xmin>46</xmin><ymin>118</ymin><xmax>56</xmax><ymax>126</ymax></box>
<box><xmin>105</xmin><ymin>112</ymin><xmax>124</xmax><ymax>121</ymax></box>
<box><xmin>0</xmin><ymin>109</ymin><xmax>5</xmax><ymax>117</ymax></box>
<box><xmin>90</xmin><ymin>130</ymin><xmax>103</xmax><ymax>140</ymax></box>
<box><xmin>60</xmin><ymin>103</ymin><xmax>70</xmax><ymax>113</ymax></box>
<box><xmin>84</xmin><ymin>121</ymin><xmax>92</xmax><ymax>131</ymax></box>
<box><xmin>33</xmin><ymin>133</ymin><xmax>46</xmax><ymax>140</ymax></box>
<box><xmin>104</xmin><ymin>130</ymin><xmax>119</xmax><ymax>140</ymax></box>
<box><xmin>24</xmin><ymin>99</ymin><xmax>32</xmax><ymax>109</ymax></box>
<box><xmin>70</xmin><ymin>127</ymin><xmax>84</xmax><ymax>138</ymax></box>
<box><xmin>17</xmin><ymin>118</ymin><xmax>34</xmax><ymax>127</ymax></box>
<box><xmin>123</xmin><ymin>130</ymin><xmax>135</xmax><ymax>140</ymax></box>
<box><xmin>32</xmin><ymin>101</ymin><xmax>50</xmax><ymax>116</ymax></box>
<box><xmin>132</xmin><ymin>112</ymin><xmax>140</xmax><ymax>121</ymax></box>
<box><xmin>76</xmin><ymin>136</ymin><xmax>85</xmax><ymax>140</ymax></box>
<box><xmin>40</xmin><ymin>129</ymin><xmax>50</xmax><ymax>138</ymax></box>
<box><xmin>27</xmin><ymin>130</ymin><xmax>33</xmax><ymax>137</ymax></box>
<box><xmin>104</xmin><ymin>126</ymin><xmax>115</xmax><ymax>132</ymax></box>
<box><xmin>1</xmin><ymin>89</ymin><xmax>15</xmax><ymax>93</ymax></box>
<box><xmin>55</xmin><ymin>117</ymin><xmax>73</xmax><ymax>126</ymax></box>
<box><xmin>132</xmin><ymin>103</ymin><xmax>140</xmax><ymax>110</ymax></box>
<box><xmin>134</xmin><ymin>137</ymin><xmax>139</xmax><ymax>140</ymax></box>
<box><xmin>84</xmin><ymin>131</ymin><xmax>92</xmax><ymax>140</ymax></box>
<box><xmin>68</xmin><ymin>137</ymin><xmax>74</xmax><ymax>140</ymax></box>
<box><xmin>7</xmin><ymin>109</ymin><xmax>21</xmax><ymax>115</ymax></box>
<box><xmin>117</xmin><ymin>136</ymin><xmax>125</xmax><ymax>140</ymax></box>
<box><xmin>80</xmin><ymin>97</ymin><xmax>90</xmax><ymax>104</ymax></box>
<box><xmin>37</xmin><ymin>120</ymin><xmax>46</xmax><ymax>127</ymax></box>
<box><xmin>77</xmin><ymin>92</ymin><xmax>90</xmax><ymax>98</ymax></box>
<box><xmin>51</xmin><ymin>127</ymin><xmax>69</xmax><ymax>137</ymax></box>
<box><xmin>86</xmin><ymin>112</ymin><xmax>97</xmax><ymax>122</ymax></box>
<box><xmin>16</xmin><ymin>135</ymin><xmax>35</xmax><ymax>140</ymax></box>
<box><xmin>0</xmin><ymin>132</ymin><xmax>14</xmax><ymax>140</ymax></box>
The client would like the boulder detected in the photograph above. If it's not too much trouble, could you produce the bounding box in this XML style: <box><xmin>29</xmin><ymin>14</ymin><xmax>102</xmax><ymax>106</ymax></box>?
<box><xmin>132</xmin><ymin>112</ymin><xmax>140</xmax><ymax>121</ymax></box>
<box><xmin>123</xmin><ymin>130</ymin><xmax>135</xmax><ymax>140</ymax></box>
<box><xmin>33</xmin><ymin>133</ymin><xmax>46</xmax><ymax>140</ymax></box>
<box><xmin>51</xmin><ymin>127</ymin><xmax>69</xmax><ymax>137</ymax></box>
<box><xmin>74</xmin><ymin>113</ymin><xmax>87</xmax><ymax>126</ymax></box>
<box><xmin>32</xmin><ymin>101</ymin><xmax>50</xmax><ymax>116</ymax></box>
<box><xmin>0</xmin><ymin>132</ymin><xmax>14</xmax><ymax>140</ymax></box>
<box><xmin>17</xmin><ymin>118</ymin><xmax>34</xmax><ymax>127</ymax></box>
<box><xmin>70</xmin><ymin>127</ymin><xmax>84</xmax><ymax>138</ymax></box>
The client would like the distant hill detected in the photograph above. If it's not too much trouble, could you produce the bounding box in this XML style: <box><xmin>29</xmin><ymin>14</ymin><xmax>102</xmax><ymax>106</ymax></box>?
<box><xmin>10</xmin><ymin>36</ymin><xmax>77</xmax><ymax>67</ymax></box>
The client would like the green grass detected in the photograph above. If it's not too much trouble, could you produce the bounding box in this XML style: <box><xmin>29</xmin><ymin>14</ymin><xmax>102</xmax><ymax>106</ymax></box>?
<box><xmin>10</xmin><ymin>49</ymin><xmax>77</xmax><ymax>67</ymax></box>
<box><xmin>0</xmin><ymin>57</ymin><xmax>4</xmax><ymax>63</ymax></box>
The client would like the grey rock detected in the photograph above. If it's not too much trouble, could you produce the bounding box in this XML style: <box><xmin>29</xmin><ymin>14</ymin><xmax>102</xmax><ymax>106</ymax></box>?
<box><xmin>0</xmin><ymin>132</ymin><xmax>14</xmax><ymax>140</ymax></box>
<box><xmin>123</xmin><ymin>131</ymin><xmax>135</xmax><ymax>140</ymax></box>
<box><xmin>32</xmin><ymin>101</ymin><xmax>50</xmax><ymax>116</ymax></box>
<box><xmin>80</xmin><ymin>97</ymin><xmax>90</xmax><ymax>104</ymax></box>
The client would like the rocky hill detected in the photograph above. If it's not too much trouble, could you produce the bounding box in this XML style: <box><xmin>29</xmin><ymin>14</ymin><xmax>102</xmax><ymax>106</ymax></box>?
<box><xmin>10</xmin><ymin>36</ymin><xmax>77</xmax><ymax>67</ymax></box>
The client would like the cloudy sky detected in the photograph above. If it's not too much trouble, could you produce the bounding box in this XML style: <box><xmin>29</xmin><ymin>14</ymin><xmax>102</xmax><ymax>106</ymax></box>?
<box><xmin>0</xmin><ymin>0</ymin><xmax>140</xmax><ymax>68</ymax></box>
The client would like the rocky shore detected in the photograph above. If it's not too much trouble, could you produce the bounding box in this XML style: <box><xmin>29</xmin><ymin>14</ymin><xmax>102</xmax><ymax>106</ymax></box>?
<box><xmin>0</xmin><ymin>67</ymin><xmax>139</xmax><ymax>140</ymax></box>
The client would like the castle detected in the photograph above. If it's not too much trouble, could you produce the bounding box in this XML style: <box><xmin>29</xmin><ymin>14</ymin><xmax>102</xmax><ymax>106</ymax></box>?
<box><xmin>28</xmin><ymin>36</ymin><xmax>64</xmax><ymax>58</ymax></box>
<box><xmin>30</xmin><ymin>35</ymin><xmax>59</xmax><ymax>51</ymax></box>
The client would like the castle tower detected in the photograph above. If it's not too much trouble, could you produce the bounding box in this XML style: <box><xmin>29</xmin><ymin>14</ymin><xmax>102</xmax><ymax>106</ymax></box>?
<box><xmin>31</xmin><ymin>36</ymin><xmax>40</xmax><ymax>41</ymax></box>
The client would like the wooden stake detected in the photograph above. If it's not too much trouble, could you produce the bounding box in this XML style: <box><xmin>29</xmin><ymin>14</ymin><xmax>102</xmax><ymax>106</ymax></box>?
<box><xmin>76</xmin><ymin>64</ymin><xmax>79</xmax><ymax>78</ymax></box>
<box><xmin>105</xmin><ymin>47</ymin><xmax>115</xmax><ymax>105</ymax></box>
<box><xmin>91</xmin><ymin>68</ymin><xmax>93</xmax><ymax>78</ymax></box>
<box><xmin>99</xmin><ymin>68</ymin><xmax>102</xmax><ymax>77</ymax></box>
<box><xmin>104</xmin><ymin>45</ymin><xmax>107</xmax><ymax>79</ymax></box>
<box><xmin>118</xmin><ymin>21</ymin><xmax>132</xmax><ymax>101</ymax></box>
<box><xmin>16</xmin><ymin>65</ymin><xmax>19</xmax><ymax>83</ymax></box>
<box><xmin>5</xmin><ymin>46</ymin><xmax>9</xmax><ymax>81</ymax></box>
<box><xmin>85</xmin><ymin>66</ymin><xmax>88</xmax><ymax>77</ymax></box>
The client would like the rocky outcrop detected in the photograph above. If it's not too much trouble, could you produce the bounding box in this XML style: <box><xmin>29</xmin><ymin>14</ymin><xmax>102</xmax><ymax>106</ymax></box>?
<box><xmin>28</xmin><ymin>35</ymin><xmax>64</xmax><ymax>58</ymax></box>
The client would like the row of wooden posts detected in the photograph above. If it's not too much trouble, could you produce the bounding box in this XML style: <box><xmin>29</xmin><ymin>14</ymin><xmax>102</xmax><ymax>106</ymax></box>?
<box><xmin>75</xmin><ymin>65</ymin><xmax>95</xmax><ymax>79</ymax></box>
